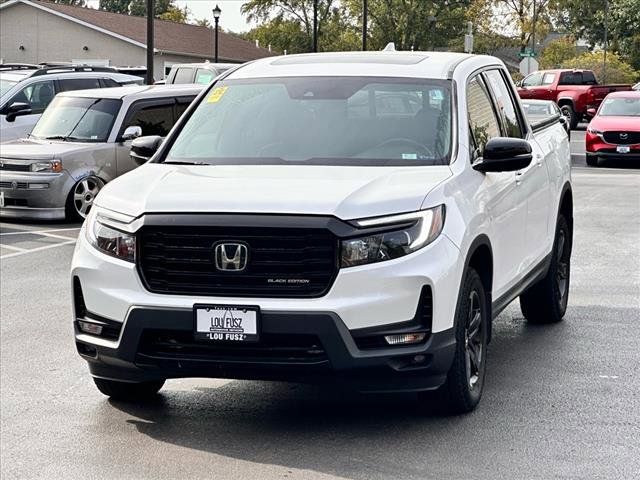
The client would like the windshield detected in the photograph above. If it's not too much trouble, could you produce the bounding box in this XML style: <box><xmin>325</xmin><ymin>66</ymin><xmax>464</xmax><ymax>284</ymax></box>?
<box><xmin>0</xmin><ymin>78</ymin><xmax>18</xmax><ymax>97</ymax></box>
<box><xmin>31</xmin><ymin>96</ymin><xmax>121</xmax><ymax>142</ymax></box>
<box><xmin>165</xmin><ymin>76</ymin><xmax>453</xmax><ymax>166</ymax></box>
<box><xmin>599</xmin><ymin>97</ymin><xmax>640</xmax><ymax>116</ymax></box>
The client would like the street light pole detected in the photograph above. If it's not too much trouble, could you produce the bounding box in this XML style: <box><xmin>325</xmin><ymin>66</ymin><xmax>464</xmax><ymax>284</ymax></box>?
<box><xmin>603</xmin><ymin>0</ymin><xmax>608</xmax><ymax>83</ymax></box>
<box><xmin>145</xmin><ymin>0</ymin><xmax>154</xmax><ymax>85</ymax></box>
<box><xmin>313</xmin><ymin>0</ymin><xmax>318</xmax><ymax>52</ymax></box>
<box><xmin>362</xmin><ymin>0</ymin><xmax>368</xmax><ymax>51</ymax></box>
<box><xmin>213</xmin><ymin>5</ymin><xmax>221</xmax><ymax>63</ymax></box>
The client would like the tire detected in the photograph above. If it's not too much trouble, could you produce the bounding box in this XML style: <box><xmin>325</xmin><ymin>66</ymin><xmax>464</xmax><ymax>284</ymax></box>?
<box><xmin>93</xmin><ymin>378</ymin><xmax>165</xmax><ymax>401</ymax></box>
<box><xmin>65</xmin><ymin>176</ymin><xmax>105</xmax><ymax>221</ymax></box>
<box><xmin>586</xmin><ymin>155</ymin><xmax>599</xmax><ymax>167</ymax></box>
<box><xmin>425</xmin><ymin>268</ymin><xmax>489</xmax><ymax>414</ymax></box>
<box><xmin>520</xmin><ymin>214</ymin><xmax>571</xmax><ymax>324</ymax></box>
<box><xmin>560</xmin><ymin>104</ymin><xmax>578</xmax><ymax>130</ymax></box>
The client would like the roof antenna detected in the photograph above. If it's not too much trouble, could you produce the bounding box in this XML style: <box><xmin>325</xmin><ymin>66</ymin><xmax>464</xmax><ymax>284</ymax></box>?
<box><xmin>383</xmin><ymin>42</ymin><xmax>396</xmax><ymax>52</ymax></box>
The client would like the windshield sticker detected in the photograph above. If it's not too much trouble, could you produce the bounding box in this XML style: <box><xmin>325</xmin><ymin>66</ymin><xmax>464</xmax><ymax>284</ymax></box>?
<box><xmin>207</xmin><ymin>86</ymin><xmax>228</xmax><ymax>103</ymax></box>
<box><xmin>402</xmin><ymin>153</ymin><xmax>418</xmax><ymax>160</ymax></box>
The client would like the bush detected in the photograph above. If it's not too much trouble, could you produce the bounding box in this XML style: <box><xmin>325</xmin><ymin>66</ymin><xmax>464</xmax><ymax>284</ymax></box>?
<box><xmin>561</xmin><ymin>51</ymin><xmax>639</xmax><ymax>84</ymax></box>
<box><xmin>540</xmin><ymin>37</ymin><xmax>579</xmax><ymax>69</ymax></box>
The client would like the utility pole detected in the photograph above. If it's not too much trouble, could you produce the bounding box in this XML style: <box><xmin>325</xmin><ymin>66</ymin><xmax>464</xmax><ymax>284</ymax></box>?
<box><xmin>531</xmin><ymin>0</ymin><xmax>537</xmax><ymax>56</ymax></box>
<box><xmin>145</xmin><ymin>0</ymin><xmax>154</xmax><ymax>85</ymax></box>
<box><xmin>603</xmin><ymin>0</ymin><xmax>608</xmax><ymax>83</ymax></box>
<box><xmin>313</xmin><ymin>0</ymin><xmax>318</xmax><ymax>52</ymax></box>
<box><xmin>362</xmin><ymin>0</ymin><xmax>368</xmax><ymax>51</ymax></box>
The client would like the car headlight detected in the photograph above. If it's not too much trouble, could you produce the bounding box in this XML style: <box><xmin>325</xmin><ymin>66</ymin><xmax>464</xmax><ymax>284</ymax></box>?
<box><xmin>31</xmin><ymin>160</ymin><xmax>62</xmax><ymax>173</ymax></box>
<box><xmin>587</xmin><ymin>127</ymin><xmax>603</xmax><ymax>135</ymax></box>
<box><xmin>85</xmin><ymin>208</ymin><xmax>136</xmax><ymax>262</ymax></box>
<box><xmin>341</xmin><ymin>205</ymin><xmax>445</xmax><ymax>268</ymax></box>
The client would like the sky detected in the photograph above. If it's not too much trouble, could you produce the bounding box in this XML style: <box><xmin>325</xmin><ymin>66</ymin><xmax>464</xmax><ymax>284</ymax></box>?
<box><xmin>86</xmin><ymin>0</ymin><xmax>254</xmax><ymax>33</ymax></box>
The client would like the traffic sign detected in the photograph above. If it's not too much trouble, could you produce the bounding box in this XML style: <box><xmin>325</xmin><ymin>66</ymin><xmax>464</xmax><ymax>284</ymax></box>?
<box><xmin>519</xmin><ymin>51</ymin><xmax>537</xmax><ymax>58</ymax></box>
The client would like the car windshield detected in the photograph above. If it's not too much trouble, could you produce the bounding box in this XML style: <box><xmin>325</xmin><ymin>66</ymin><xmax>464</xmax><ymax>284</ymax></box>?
<box><xmin>0</xmin><ymin>78</ymin><xmax>18</xmax><ymax>97</ymax></box>
<box><xmin>30</xmin><ymin>96</ymin><xmax>121</xmax><ymax>142</ymax></box>
<box><xmin>599</xmin><ymin>97</ymin><xmax>640</xmax><ymax>116</ymax></box>
<box><xmin>165</xmin><ymin>76</ymin><xmax>453</xmax><ymax>166</ymax></box>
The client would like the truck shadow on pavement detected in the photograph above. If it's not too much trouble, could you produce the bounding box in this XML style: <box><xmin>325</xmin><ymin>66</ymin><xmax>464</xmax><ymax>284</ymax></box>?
<box><xmin>104</xmin><ymin>306</ymin><xmax>600</xmax><ymax>479</ymax></box>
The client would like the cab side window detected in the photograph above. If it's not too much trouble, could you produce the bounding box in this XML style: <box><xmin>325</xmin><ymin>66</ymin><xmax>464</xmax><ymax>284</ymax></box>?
<box><xmin>522</xmin><ymin>73</ymin><xmax>542</xmax><ymax>87</ymax></box>
<box><xmin>467</xmin><ymin>75</ymin><xmax>501</xmax><ymax>154</ymax></box>
<box><xmin>484</xmin><ymin>69</ymin><xmax>524</xmax><ymax>138</ymax></box>
<box><xmin>59</xmin><ymin>78</ymin><xmax>101</xmax><ymax>92</ymax></box>
<box><xmin>7</xmin><ymin>80</ymin><xmax>56</xmax><ymax>114</ymax></box>
<box><xmin>195</xmin><ymin>68</ymin><xmax>215</xmax><ymax>85</ymax></box>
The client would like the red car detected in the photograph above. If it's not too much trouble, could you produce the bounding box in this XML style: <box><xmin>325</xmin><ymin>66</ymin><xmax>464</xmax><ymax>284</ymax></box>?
<box><xmin>585</xmin><ymin>90</ymin><xmax>640</xmax><ymax>167</ymax></box>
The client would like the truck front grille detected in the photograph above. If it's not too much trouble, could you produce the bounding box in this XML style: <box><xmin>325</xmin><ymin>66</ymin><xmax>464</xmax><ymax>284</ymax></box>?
<box><xmin>602</xmin><ymin>131</ymin><xmax>640</xmax><ymax>145</ymax></box>
<box><xmin>137</xmin><ymin>225</ymin><xmax>339</xmax><ymax>298</ymax></box>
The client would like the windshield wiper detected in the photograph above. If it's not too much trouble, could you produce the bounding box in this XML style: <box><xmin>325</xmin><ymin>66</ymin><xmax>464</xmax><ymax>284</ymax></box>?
<box><xmin>43</xmin><ymin>135</ymin><xmax>84</xmax><ymax>142</ymax></box>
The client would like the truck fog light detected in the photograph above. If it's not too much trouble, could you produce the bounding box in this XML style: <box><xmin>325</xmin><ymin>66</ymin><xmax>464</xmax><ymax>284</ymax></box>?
<box><xmin>78</xmin><ymin>320</ymin><xmax>103</xmax><ymax>336</ymax></box>
<box><xmin>384</xmin><ymin>332</ymin><xmax>426</xmax><ymax>345</ymax></box>
<box><xmin>28</xmin><ymin>183</ymin><xmax>49</xmax><ymax>189</ymax></box>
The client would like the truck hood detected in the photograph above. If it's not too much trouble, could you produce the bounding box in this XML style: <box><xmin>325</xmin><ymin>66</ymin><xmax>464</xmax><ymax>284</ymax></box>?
<box><xmin>0</xmin><ymin>138</ymin><xmax>100</xmax><ymax>160</ymax></box>
<box><xmin>96</xmin><ymin>163</ymin><xmax>452</xmax><ymax>220</ymax></box>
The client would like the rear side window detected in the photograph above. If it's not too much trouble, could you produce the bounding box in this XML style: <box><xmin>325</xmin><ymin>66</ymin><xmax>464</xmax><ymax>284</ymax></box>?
<box><xmin>195</xmin><ymin>68</ymin><xmax>216</xmax><ymax>85</ymax></box>
<box><xmin>101</xmin><ymin>78</ymin><xmax>120</xmax><ymax>88</ymax></box>
<box><xmin>484</xmin><ymin>70</ymin><xmax>524</xmax><ymax>138</ymax></box>
<box><xmin>467</xmin><ymin>75</ymin><xmax>501</xmax><ymax>152</ymax></box>
<box><xmin>559</xmin><ymin>71</ymin><xmax>586</xmax><ymax>85</ymax></box>
<box><xmin>7</xmin><ymin>80</ymin><xmax>56</xmax><ymax>114</ymax></box>
<box><xmin>124</xmin><ymin>102</ymin><xmax>174</xmax><ymax>136</ymax></box>
<box><xmin>59</xmin><ymin>78</ymin><xmax>101</xmax><ymax>91</ymax></box>
<box><xmin>175</xmin><ymin>97</ymin><xmax>195</xmax><ymax>119</ymax></box>
<box><xmin>173</xmin><ymin>68</ymin><xmax>193</xmax><ymax>84</ymax></box>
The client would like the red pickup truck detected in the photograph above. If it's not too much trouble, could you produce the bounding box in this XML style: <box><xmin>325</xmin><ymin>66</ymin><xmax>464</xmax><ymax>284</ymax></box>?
<box><xmin>517</xmin><ymin>69</ymin><xmax>631</xmax><ymax>129</ymax></box>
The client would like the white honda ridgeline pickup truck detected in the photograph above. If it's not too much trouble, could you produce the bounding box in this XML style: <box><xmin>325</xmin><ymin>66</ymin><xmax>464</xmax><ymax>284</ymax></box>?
<box><xmin>71</xmin><ymin>52</ymin><xmax>572</xmax><ymax>413</ymax></box>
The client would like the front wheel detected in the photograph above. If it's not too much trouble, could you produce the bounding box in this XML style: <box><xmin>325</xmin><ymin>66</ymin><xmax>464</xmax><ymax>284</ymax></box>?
<box><xmin>520</xmin><ymin>214</ymin><xmax>571</xmax><ymax>324</ymax></box>
<box><xmin>560</xmin><ymin>104</ymin><xmax>578</xmax><ymax>130</ymax></box>
<box><xmin>66</xmin><ymin>176</ymin><xmax>105</xmax><ymax>221</ymax></box>
<box><xmin>423</xmin><ymin>268</ymin><xmax>489</xmax><ymax>414</ymax></box>
<box><xmin>93</xmin><ymin>378</ymin><xmax>165</xmax><ymax>401</ymax></box>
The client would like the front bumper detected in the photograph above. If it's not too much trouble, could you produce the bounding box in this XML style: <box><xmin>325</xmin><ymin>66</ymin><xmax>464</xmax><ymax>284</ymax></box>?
<box><xmin>586</xmin><ymin>151</ymin><xmax>640</xmax><ymax>162</ymax></box>
<box><xmin>0</xmin><ymin>171</ymin><xmax>73</xmax><ymax>220</ymax></box>
<box><xmin>76</xmin><ymin>306</ymin><xmax>456</xmax><ymax>393</ymax></box>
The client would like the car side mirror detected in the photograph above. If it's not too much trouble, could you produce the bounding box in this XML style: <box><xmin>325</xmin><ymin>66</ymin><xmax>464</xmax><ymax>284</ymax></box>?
<box><xmin>586</xmin><ymin>107</ymin><xmax>597</xmax><ymax>117</ymax></box>
<box><xmin>472</xmin><ymin>137</ymin><xmax>533</xmax><ymax>172</ymax></box>
<box><xmin>121</xmin><ymin>125</ymin><xmax>142</xmax><ymax>142</ymax></box>
<box><xmin>5</xmin><ymin>102</ymin><xmax>32</xmax><ymax>122</ymax></box>
<box><xmin>130</xmin><ymin>135</ymin><xmax>163</xmax><ymax>165</ymax></box>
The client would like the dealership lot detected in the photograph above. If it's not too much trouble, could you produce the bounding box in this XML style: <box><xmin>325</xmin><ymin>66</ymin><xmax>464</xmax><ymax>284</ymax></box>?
<box><xmin>1</xmin><ymin>145</ymin><xmax>639</xmax><ymax>479</ymax></box>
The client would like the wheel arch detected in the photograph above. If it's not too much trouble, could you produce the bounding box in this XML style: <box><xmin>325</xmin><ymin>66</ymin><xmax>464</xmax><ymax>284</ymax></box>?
<box><xmin>558</xmin><ymin>182</ymin><xmax>574</xmax><ymax>239</ymax></box>
<box><xmin>461</xmin><ymin>235</ymin><xmax>494</xmax><ymax>342</ymax></box>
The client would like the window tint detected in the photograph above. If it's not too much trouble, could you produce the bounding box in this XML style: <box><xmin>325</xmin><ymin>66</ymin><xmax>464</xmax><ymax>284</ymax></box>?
<box><xmin>484</xmin><ymin>70</ymin><xmax>523</xmax><ymax>138</ymax></box>
<box><xmin>542</xmin><ymin>73</ymin><xmax>555</xmax><ymax>85</ymax></box>
<box><xmin>467</xmin><ymin>75</ymin><xmax>501</xmax><ymax>152</ymax></box>
<box><xmin>195</xmin><ymin>68</ymin><xmax>216</xmax><ymax>85</ymax></box>
<box><xmin>8</xmin><ymin>80</ymin><xmax>56</xmax><ymax>113</ymax></box>
<box><xmin>60</xmin><ymin>78</ymin><xmax>101</xmax><ymax>91</ymax></box>
<box><xmin>101</xmin><ymin>78</ymin><xmax>120</xmax><ymax>88</ymax></box>
<box><xmin>522</xmin><ymin>73</ymin><xmax>542</xmax><ymax>87</ymax></box>
<box><xmin>582</xmin><ymin>71</ymin><xmax>597</xmax><ymax>85</ymax></box>
<box><xmin>124</xmin><ymin>102</ymin><xmax>174</xmax><ymax>136</ymax></box>
<box><xmin>559</xmin><ymin>71</ymin><xmax>583</xmax><ymax>85</ymax></box>
<box><xmin>173</xmin><ymin>68</ymin><xmax>193</xmax><ymax>84</ymax></box>
<box><xmin>175</xmin><ymin>98</ymin><xmax>195</xmax><ymax>119</ymax></box>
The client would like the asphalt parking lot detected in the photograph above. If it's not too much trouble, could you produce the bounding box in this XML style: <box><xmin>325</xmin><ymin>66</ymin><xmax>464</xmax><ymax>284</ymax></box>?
<box><xmin>1</xmin><ymin>133</ymin><xmax>639</xmax><ymax>479</ymax></box>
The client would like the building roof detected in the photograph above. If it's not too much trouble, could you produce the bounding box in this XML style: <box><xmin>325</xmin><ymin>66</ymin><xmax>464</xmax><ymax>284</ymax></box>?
<box><xmin>0</xmin><ymin>0</ymin><xmax>274</xmax><ymax>62</ymax></box>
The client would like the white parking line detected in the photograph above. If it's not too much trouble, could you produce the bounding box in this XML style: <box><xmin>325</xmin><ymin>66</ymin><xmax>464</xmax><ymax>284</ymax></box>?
<box><xmin>38</xmin><ymin>232</ymin><xmax>78</xmax><ymax>241</ymax></box>
<box><xmin>0</xmin><ymin>244</ymin><xmax>28</xmax><ymax>253</ymax></box>
<box><xmin>0</xmin><ymin>239</ymin><xmax>76</xmax><ymax>260</ymax></box>
<box><xmin>0</xmin><ymin>227</ymin><xmax>81</xmax><ymax>237</ymax></box>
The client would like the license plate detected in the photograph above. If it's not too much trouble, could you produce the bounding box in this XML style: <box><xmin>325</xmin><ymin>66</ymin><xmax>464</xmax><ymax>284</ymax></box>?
<box><xmin>617</xmin><ymin>145</ymin><xmax>631</xmax><ymax>154</ymax></box>
<box><xmin>194</xmin><ymin>305</ymin><xmax>259</xmax><ymax>342</ymax></box>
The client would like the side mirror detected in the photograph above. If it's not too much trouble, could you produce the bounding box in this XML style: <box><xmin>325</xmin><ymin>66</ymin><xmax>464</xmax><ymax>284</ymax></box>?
<box><xmin>472</xmin><ymin>137</ymin><xmax>533</xmax><ymax>172</ymax></box>
<box><xmin>121</xmin><ymin>125</ymin><xmax>142</xmax><ymax>142</ymax></box>
<box><xmin>5</xmin><ymin>102</ymin><xmax>32</xmax><ymax>122</ymax></box>
<box><xmin>130</xmin><ymin>135</ymin><xmax>163</xmax><ymax>165</ymax></box>
<box><xmin>586</xmin><ymin>107</ymin><xmax>597</xmax><ymax>117</ymax></box>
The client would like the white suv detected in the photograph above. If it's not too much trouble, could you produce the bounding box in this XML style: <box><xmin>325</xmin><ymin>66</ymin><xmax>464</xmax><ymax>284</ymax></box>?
<box><xmin>71</xmin><ymin>52</ymin><xmax>572</xmax><ymax>413</ymax></box>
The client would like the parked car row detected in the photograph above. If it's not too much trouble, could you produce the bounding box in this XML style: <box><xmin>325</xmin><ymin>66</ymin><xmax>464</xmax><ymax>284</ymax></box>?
<box><xmin>0</xmin><ymin>84</ymin><xmax>203</xmax><ymax>219</ymax></box>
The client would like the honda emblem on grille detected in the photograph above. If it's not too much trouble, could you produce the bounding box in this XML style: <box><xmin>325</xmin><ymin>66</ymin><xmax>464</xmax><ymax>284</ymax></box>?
<box><xmin>214</xmin><ymin>243</ymin><xmax>249</xmax><ymax>271</ymax></box>
<box><xmin>620</xmin><ymin>133</ymin><xmax>628</xmax><ymax>140</ymax></box>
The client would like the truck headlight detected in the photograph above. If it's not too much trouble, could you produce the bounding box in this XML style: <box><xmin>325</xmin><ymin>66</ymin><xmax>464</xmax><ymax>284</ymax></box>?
<box><xmin>341</xmin><ymin>205</ymin><xmax>445</xmax><ymax>268</ymax></box>
<box><xmin>31</xmin><ymin>160</ymin><xmax>62</xmax><ymax>173</ymax></box>
<box><xmin>86</xmin><ymin>209</ymin><xmax>136</xmax><ymax>262</ymax></box>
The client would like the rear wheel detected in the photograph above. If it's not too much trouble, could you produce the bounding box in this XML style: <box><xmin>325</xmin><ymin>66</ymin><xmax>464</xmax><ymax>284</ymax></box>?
<box><xmin>560</xmin><ymin>104</ymin><xmax>578</xmax><ymax>130</ymax></box>
<box><xmin>93</xmin><ymin>378</ymin><xmax>165</xmax><ymax>401</ymax></box>
<box><xmin>520</xmin><ymin>214</ymin><xmax>571</xmax><ymax>324</ymax></box>
<box><xmin>66</xmin><ymin>176</ymin><xmax>104</xmax><ymax>221</ymax></box>
<box><xmin>424</xmin><ymin>268</ymin><xmax>488</xmax><ymax>414</ymax></box>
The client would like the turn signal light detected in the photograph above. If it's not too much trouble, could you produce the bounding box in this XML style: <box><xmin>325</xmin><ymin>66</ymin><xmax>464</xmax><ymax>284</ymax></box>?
<box><xmin>384</xmin><ymin>332</ymin><xmax>426</xmax><ymax>346</ymax></box>
<box><xmin>78</xmin><ymin>320</ymin><xmax>103</xmax><ymax>336</ymax></box>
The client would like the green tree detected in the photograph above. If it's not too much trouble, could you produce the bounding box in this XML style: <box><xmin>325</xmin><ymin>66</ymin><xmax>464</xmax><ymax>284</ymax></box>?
<box><xmin>241</xmin><ymin>18</ymin><xmax>310</xmax><ymax>54</ymax></box>
<box><xmin>128</xmin><ymin>0</ymin><xmax>172</xmax><ymax>17</ymax></box>
<box><xmin>493</xmin><ymin>0</ymin><xmax>554</xmax><ymax>52</ymax></box>
<box><xmin>98</xmin><ymin>0</ymin><xmax>129</xmax><ymax>14</ymax></box>
<box><xmin>539</xmin><ymin>36</ymin><xmax>578</xmax><ymax>68</ymax></box>
<box><xmin>49</xmin><ymin>0</ymin><xmax>86</xmax><ymax>5</ymax></box>
<box><xmin>562</xmin><ymin>51</ymin><xmax>639</xmax><ymax>83</ymax></box>
<box><xmin>158</xmin><ymin>5</ymin><xmax>189</xmax><ymax>23</ymax></box>
<box><xmin>194</xmin><ymin>18</ymin><xmax>212</xmax><ymax>28</ymax></box>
